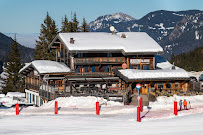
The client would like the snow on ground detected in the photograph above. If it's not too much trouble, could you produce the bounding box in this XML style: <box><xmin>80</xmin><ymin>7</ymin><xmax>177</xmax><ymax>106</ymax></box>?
<box><xmin>1</xmin><ymin>110</ymin><xmax>203</xmax><ymax>135</ymax></box>
<box><xmin>0</xmin><ymin>94</ymin><xmax>5</xmax><ymax>97</ymax></box>
<box><xmin>6</xmin><ymin>92</ymin><xmax>25</xmax><ymax>98</ymax></box>
<box><xmin>43</xmin><ymin>96</ymin><xmax>123</xmax><ymax>108</ymax></box>
<box><xmin>148</xmin><ymin>94</ymin><xmax>203</xmax><ymax>110</ymax></box>
<box><xmin>1</xmin><ymin>95</ymin><xmax>203</xmax><ymax>134</ymax></box>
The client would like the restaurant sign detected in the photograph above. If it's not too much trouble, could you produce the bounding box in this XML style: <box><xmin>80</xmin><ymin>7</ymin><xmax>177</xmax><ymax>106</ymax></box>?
<box><xmin>130</xmin><ymin>59</ymin><xmax>150</xmax><ymax>64</ymax></box>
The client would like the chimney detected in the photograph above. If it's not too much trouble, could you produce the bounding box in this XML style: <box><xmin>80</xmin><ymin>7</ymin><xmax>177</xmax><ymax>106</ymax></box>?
<box><xmin>70</xmin><ymin>38</ymin><xmax>74</xmax><ymax>44</ymax></box>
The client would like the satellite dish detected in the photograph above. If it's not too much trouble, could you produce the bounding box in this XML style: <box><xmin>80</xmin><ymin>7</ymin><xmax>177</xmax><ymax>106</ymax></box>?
<box><xmin>110</xmin><ymin>26</ymin><xmax>115</xmax><ymax>32</ymax></box>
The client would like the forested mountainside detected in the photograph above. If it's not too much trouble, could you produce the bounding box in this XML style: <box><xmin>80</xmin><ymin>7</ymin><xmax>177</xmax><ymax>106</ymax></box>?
<box><xmin>0</xmin><ymin>32</ymin><xmax>34</xmax><ymax>72</ymax></box>
<box><xmin>170</xmin><ymin>47</ymin><xmax>203</xmax><ymax>71</ymax></box>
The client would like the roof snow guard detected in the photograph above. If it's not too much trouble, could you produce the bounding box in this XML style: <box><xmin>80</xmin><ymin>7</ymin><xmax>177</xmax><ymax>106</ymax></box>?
<box><xmin>49</xmin><ymin>32</ymin><xmax>163</xmax><ymax>55</ymax></box>
<box><xmin>19</xmin><ymin>60</ymin><xmax>71</xmax><ymax>75</ymax></box>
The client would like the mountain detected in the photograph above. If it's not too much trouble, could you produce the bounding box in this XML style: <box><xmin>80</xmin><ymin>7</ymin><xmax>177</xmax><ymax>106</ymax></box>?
<box><xmin>89</xmin><ymin>12</ymin><xmax>136</xmax><ymax>32</ymax></box>
<box><xmin>89</xmin><ymin>10</ymin><xmax>203</xmax><ymax>59</ymax></box>
<box><xmin>0</xmin><ymin>32</ymin><xmax>34</xmax><ymax>72</ymax></box>
<box><xmin>4</xmin><ymin>33</ymin><xmax>39</xmax><ymax>48</ymax></box>
<box><xmin>159</xmin><ymin>12</ymin><xmax>203</xmax><ymax>58</ymax></box>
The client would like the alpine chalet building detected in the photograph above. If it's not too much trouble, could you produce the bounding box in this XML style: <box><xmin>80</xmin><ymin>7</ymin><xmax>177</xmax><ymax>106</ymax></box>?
<box><xmin>19</xmin><ymin>32</ymin><xmax>190</xmax><ymax>106</ymax></box>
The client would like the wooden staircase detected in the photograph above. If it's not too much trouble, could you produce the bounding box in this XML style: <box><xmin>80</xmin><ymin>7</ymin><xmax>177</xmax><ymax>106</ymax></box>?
<box><xmin>129</xmin><ymin>94</ymin><xmax>149</xmax><ymax>106</ymax></box>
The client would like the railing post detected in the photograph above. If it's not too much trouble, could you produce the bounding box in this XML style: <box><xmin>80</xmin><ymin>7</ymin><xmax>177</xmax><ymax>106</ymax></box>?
<box><xmin>55</xmin><ymin>101</ymin><xmax>58</xmax><ymax>114</ymax></box>
<box><xmin>140</xmin><ymin>97</ymin><xmax>143</xmax><ymax>112</ymax></box>
<box><xmin>137</xmin><ymin>107</ymin><xmax>141</xmax><ymax>122</ymax></box>
<box><xmin>96</xmin><ymin>102</ymin><xmax>100</xmax><ymax>115</ymax></box>
<box><xmin>174</xmin><ymin>101</ymin><xmax>178</xmax><ymax>116</ymax></box>
<box><xmin>16</xmin><ymin>103</ymin><xmax>19</xmax><ymax>115</ymax></box>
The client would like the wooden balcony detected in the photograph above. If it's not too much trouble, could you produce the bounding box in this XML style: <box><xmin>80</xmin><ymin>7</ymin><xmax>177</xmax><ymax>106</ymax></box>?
<box><xmin>72</xmin><ymin>72</ymin><xmax>114</xmax><ymax>77</ymax></box>
<box><xmin>74</xmin><ymin>57</ymin><xmax>126</xmax><ymax>65</ymax></box>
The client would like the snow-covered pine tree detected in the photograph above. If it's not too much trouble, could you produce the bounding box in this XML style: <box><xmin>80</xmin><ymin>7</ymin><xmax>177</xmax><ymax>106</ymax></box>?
<box><xmin>81</xmin><ymin>17</ymin><xmax>89</xmax><ymax>32</ymax></box>
<box><xmin>3</xmin><ymin>36</ymin><xmax>24</xmax><ymax>93</ymax></box>
<box><xmin>60</xmin><ymin>15</ymin><xmax>70</xmax><ymax>33</ymax></box>
<box><xmin>34</xmin><ymin>12</ymin><xmax>58</xmax><ymax>60</ymax></box>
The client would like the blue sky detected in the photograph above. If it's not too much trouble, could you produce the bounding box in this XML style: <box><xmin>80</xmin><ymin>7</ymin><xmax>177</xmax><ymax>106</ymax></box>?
<box><xmin>0</xmin><ymin>0</ymin><xmax>202</xmax><ymax>34</ymax></box>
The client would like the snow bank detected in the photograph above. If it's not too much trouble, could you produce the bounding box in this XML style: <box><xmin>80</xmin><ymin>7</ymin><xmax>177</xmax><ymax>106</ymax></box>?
<box><xmin>0</xmin><ymin>94</ymin><xmax>5</xmax><ymax>98</ymax></box>
<box><xmin>0</xmin><ymin>97</ymin><xmax>18</xmax><ymax>107</ymax></box>
<box><xmin>42</xmin><ymin>96</ymin><xmax>123</xmax><ymax>108</ymax></box>
<box><xmin>6</xmin><ymin>92</ymin><xmax>25</xmax><ymax>98</ymax></box>
<box><xmin>149</xmin><ymin>95</ymin><xmax>203</xmax><ymax>110</ymax></box>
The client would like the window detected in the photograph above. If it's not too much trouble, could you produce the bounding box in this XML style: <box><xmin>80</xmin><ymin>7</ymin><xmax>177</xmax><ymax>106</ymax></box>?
<box><xmin>151</xmin><ymin>83</ymin><xmax>155</xmax><ymax>88</ymax></box>
<box><xmin>30</xmin><ymin>93</ymin><xmax>31</xmax><ymax>103</ymax></box>
<box><xmin>75</xmin><ymin>66</ymin><xmax>80</xmax><ymax>73</ymax></box>
<box><xmin>175</xmin><ymin>82</ymin><xmax>179</xmax><ymax>88</ymax></box>
<box><xmin>144</xmin><ymin>65</ymin><xmax>150</xmax><ymax>70</ymax></box>
<box><xmin>129</xmin><ymin>65</ymin><xmax>133</xmax><ymax>69</ymax></box>
<box><xmin>92</xmin><ymin>66</ymin><xmax>95</xmax><ymax>72</ymax></box>
<box><xmin>138</xmin><ymin>65</ymin><xmax>141</xmax><ymax>69</ymax></box>
<box><xmin>104</xmin><ymin>66</ymin><xmax>108</xmax><ymax>72</ymax></box>
<box><xmin>85</xmin><ymin>66</ymin><xmax>88</xmax><ymax>72</ymax></box>
<box><xmin>58</xmin><ymin>81</ymin><xmax>62</xmax><ymax>87</ymax></box>
<box><xmin>33</xmin><ymin>95</ymin><xmax>35</xmax><ymax>102</ymax></box>
<box><xmin>166</xmin><ymin>82</ymin><xmax>171</xmax><ymax>88</ymax></box>
<box><xmin>158</xmin><ymin>82</ymin><xmax>164</xmax><ymax>89</ymax></box>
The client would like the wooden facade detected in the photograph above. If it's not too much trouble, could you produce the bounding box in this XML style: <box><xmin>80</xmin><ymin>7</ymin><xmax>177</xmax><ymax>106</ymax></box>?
<box><xmin>21</xmin><ymin>33</ymin><xmax>191</xmax><ymax>105</ymax></box>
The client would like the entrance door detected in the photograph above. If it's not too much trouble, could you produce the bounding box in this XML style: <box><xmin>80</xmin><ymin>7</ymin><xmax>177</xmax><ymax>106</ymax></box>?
<box><xmin>142</xmin><ymin>83</ymin><xmax>148</xmax><ymax>95</ymax></box>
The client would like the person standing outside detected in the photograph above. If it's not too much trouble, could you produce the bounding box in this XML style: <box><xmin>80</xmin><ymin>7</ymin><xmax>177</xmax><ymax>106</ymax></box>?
<box><xmin>179</xmin><ymin>99</ymin><xmax>183</xmax><ymax>111</ymax></box>
<box><xmin>183</xmin><ymin>99</ymin><xmax>187</xmax><ymax>110</ymax></box>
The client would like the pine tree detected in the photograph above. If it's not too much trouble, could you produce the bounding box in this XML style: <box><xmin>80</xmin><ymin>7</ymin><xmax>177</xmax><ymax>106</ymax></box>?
<box><xmin>35</xmin><ymin>12</ymin><xmax>58</xmax><ymax>60</ymax></box>
<box><xmin>81</xmin><ymin>17</ymin><xmax>89</xmax><ymax>32</ymax></box>
<box><xmin>3</xmin><ymin>36</ymin><xmax>24</xmax><ymax>93</ymax></box>
<box><xmin>60</xmin><ymin>15</ymin><xmax>70</xmax><ymax>33</ymax></box>
<box><xmin>72</xmin><ymin>12</ymin><xmax>79</xmax><ymax>32</ymax></box>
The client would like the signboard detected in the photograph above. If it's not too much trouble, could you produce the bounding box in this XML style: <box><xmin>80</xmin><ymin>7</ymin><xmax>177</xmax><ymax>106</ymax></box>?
<box><xmin>136</xmin><ymin>83</ymin><xmax>141</xmax><ymax>89</ymax></box>
<box><xmin>122</xmin><ymin>63</ymin><xmax>127</xmax><ymax>69</ymax></box>
<box><xmin>109</xmin><ymin>96</ymin><xmax>123</xmax><ymax>102</ymax></box>
<box><xmin>130</xmin><ymin>59</ymin><xmax>150</xmax><ymax>64</ymax></box>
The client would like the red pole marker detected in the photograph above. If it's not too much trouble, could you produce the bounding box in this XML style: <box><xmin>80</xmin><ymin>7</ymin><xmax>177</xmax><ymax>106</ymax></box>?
<box><xmin>55</xmin><ymin>101</ymin><xmax>58</xmax><ymax>114</ymax></box>
<box><xmin>137</xmin><ymin>107</ymin><xmax>141</xmax><ymax>122</ymax></box>
<box><xmin>174</xmin><ymin>101</ymin><xmax>178</xmax><ymax>116</ymax></box>
<box><xmin>16</xmin><ymin>103</ymin><xmax>19</xmax><ymax>115</ymax></box>
<box><xmin>96</xmin><ymin>102</ymin><xmax>100</xmax><ymax>115</ymax></box>
<box><xmin>140</xmin><ymin>97</ymin><xmax>143</xmax><ymax>112</ymax></box>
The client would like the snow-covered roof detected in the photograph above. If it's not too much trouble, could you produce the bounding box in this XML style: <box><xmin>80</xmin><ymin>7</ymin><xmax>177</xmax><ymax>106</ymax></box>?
<box><xmin>19</xmin><ymin>60</ymin><xmax>71</xmax><ymax>74</ymax></box>
<box><xmin>50</xmin><ymin>32</ymin><xmax>163</xmax><ymax>54</ymax></box>
<box><xmin>118</xmin><ymin>68</ymin><xmax>190</xmax><ymax>81</ymax></box>
<box><xmin>116</xmin><ymin>55</ymin><xmax>190</xmax><ymax>81</ymax></box>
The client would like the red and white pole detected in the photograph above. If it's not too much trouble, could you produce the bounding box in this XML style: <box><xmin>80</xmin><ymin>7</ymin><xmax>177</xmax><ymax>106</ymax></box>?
<box><xmin>55</xmin><ymin>101</ymin><xmax>58</xmax><ymax>114</ymax></box>
<box><xmin>140</xmin><ymin>97</ymin><xmax>143</xmax><ymax>112</ymax></box>
<box><xmin>137</xmin><ymin>107</ymin><xmax>141</xmax><ymax>122</ymax></box>
<box><xmin>174</xmin><ymin>101</ymin><xmax>178</xmax><ymax>116</ymax></box>
<box><xmin>16</xmin><ymin>103</ymin><xmax>19</xmax><ymax>115</ymax></box>
<box><xmin>96</xmin><ymin>102</ymin><xmax>100</xmax><ymax>115</ymax></box>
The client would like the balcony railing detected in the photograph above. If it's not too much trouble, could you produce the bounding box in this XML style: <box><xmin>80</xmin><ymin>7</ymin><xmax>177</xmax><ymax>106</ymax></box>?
<box><xmin>74</xmin><ymin>72</ymin><xmax>114</xmax><ymax>77</ymax></box>
<box><xmin>74</xmin><ymin>57</ymin><xmax>126</xmax><ymax>65</ymax></box>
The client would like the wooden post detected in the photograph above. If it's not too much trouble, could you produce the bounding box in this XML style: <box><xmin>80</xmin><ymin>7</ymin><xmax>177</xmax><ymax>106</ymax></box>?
<box><xmin>127</xmin><ymin>57</ymin><xmax>130</xmax><ymax>69</ymax></box>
